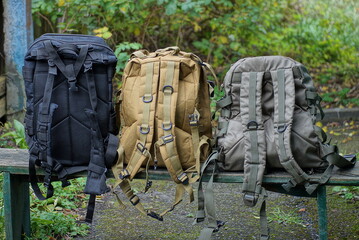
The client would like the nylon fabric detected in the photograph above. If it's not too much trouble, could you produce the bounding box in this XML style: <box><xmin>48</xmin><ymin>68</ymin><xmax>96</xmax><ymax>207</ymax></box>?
<box><xmin>115</xmin><ymin>47</ymin><xmax>213</xmax><ymax>220</ymax></box>
<box><xmin>24</xmin><ymin>33</ymin><xmax>118</xmax><ymax>223</ymax></box>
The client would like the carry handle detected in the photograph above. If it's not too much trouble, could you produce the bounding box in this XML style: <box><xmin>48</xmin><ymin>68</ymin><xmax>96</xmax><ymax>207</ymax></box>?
<box><xmin>156</xmin><ymin>46</ymin><xmax>180</xmax><ymax>55</ymax></box>
<box><xmin>131</xmin><ymin>49</ymin><xmax>149</xmax><ymax>59</ymax></box>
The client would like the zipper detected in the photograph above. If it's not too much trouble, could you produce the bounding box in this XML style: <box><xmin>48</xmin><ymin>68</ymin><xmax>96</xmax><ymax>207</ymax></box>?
<box><xmin>29</xmin><ymin>35</ymin><xmax>113</xmax><ymax>52</ymax></box>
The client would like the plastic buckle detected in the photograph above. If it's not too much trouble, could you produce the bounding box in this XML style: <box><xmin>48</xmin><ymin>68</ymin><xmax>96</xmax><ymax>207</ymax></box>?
<box><xmin>129</xmin><ymin>195</ymin><xmax>140</xmax><ymax>206</ymax></box>
<box><xmin>144</xmin><ymin>180</ymin><xmax>152</xmax><ymax>193</ymax></box>
<box><xmin>119</xmin><ymin>169</ymin><xmax>130</xmax><ymax>180</ymax></box>
<box><xmin>52</xmin><ymin>163</ymin><xmax>63</xmax><ymax>173</ymax></box>
<box><xmin>161</xmin><ymin>134</ymin><xmax>174</xmax><ymax>144</ymax></box>
<box><xmin>136</xmin><ymin>142</ymin><xmax>147</xmax><ymax>153</ymax></box>
<box><xmin>147</xmin><ymin>211</ymin><xmax>164</xmax><ymax>221</ymax></box>
<box><xmin>177</xmin><ymin>172</ymin><xmax>189</xmax><ymax>185</ymax></box>
<box><xmin>243</xmin><ymin>193</ymin><xmax>257</xmax><ymax>206</ymax></box>
<box><xmin>84</xmin><ymin>61</ymin><xmax>93</xmax><ymax>72</ymax></box>
<box><xmin>162</xmin><ymin>85</ymin><xmax>174</xmax><ymax>94</ymax></box>
<box><xmin>189</xmin><ymin>114</ymin><xmax>199</xmax><ymax>126</ymax></box>
<box><xmin>247</xmin><ymin>120</ymin><xmax>258</xmax><ymax>130</ymax></box>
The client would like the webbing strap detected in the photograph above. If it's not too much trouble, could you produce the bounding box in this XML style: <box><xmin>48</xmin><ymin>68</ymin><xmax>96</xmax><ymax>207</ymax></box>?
<box><xmin>84</xmin><ymin>109</ymin><xmax>108</xmax><ymax>195</ymax></box>
<box><xmin>158</xmin><ymin>61</ymin><xmax>186</xmax><ymax>184</ymax></box>
<box><xmin>84</xmin><ymin>61</ymin><xmax>98</xmax><ymax>112</ymax></box>
<box><xmin>43</xmin><ymin>41</ymin><xmax>89</xmax><ymax>91</ymax></box>
<box><xmin>271</xmin><ymin>69</ymin><xmax>309</xmax><ymax>192</ymax></box>
<box><xmin>117</xmin><ymin>179</ymin><xmax>163</xmax><ymax>221</ymax></box>
<box><xmin>29</xmin><ymin>154</ymin><xmax>54</xmax><ymax>200</ymax></box>
<box><xmin>259</xmin><ymin>198</ymin><xmax>269</xmax><ymax>240</ymax></box>
<box><xmin>30</xmin><ymin>59</ymin><xmax>60</xmax><ymax>200</ymax></box>
<box><xmin>195</xmin><ymin>152</ymin><xmax>225</xmax><ymax>239</ymax></box>
<box><xmin>123</xmin><ymin>62</ymin><xmax>155</xmax><ymax>181</ymax></box>
<box><xmin>240</xmin><ymin>72</ymin><xmax>266</xmax><ymax>207</ymax></box>
<box><xmin>189</xmin><ymin>109</ymin><xmax>201</xmax><ymax>176</ymax></box>
<box><xmin>85</xmin><ymin>194</ymin><xmax>96</xmax><ymax>223</ymax></box>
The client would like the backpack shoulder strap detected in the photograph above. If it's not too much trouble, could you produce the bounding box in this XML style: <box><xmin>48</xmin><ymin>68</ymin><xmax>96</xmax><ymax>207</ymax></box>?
<box><xmin>155</xmin><ymin>60</ymin><xmax>196</xmax><ymax>213</ymax></box>
<box><xmin>239</xmin><ymin>71</ymin><xmax>267</xmax><ymax>206</ymax></box>
<box><xmin>156</xmin><ymin>60</ymin><xmax>188</xmax><ymax>184</ymax></box>
<box><xmin>120</xmin><ymin>61</ymin><xmax>157</xmax><ymax>181</ymax></box>
<box><xmin>270</xmin><ymin>68</ymin><xmax>310</xmax><ymax>191</ymax></box>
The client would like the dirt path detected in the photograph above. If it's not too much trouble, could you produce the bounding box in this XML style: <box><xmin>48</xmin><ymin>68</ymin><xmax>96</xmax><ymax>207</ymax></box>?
<box><xmin>76</xmin><ymin>179</ymin><xmax>358</xmax><ymax>240</ymax></box>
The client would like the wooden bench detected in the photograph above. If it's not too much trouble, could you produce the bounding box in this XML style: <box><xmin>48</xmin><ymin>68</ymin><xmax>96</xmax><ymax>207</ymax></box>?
<box><xmin>0</xmin><ymin>148</ymin><xmax>358</xmax><ymax>240</ymax></box>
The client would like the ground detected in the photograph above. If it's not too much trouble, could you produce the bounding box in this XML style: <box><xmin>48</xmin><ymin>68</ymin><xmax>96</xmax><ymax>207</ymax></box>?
<box><xmin>76</xmin><ymin>120</ymin><xmax>359</xmax><ymax>240</ymax></box>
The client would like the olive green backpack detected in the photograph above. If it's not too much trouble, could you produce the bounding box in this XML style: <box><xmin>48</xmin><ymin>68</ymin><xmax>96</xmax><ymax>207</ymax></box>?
<box><xmin>195</xmin><ymin>56</ymin><xmax>356</xmax><ymax>239</ymax></box>
<box><xmin>112</xmin><ymin>47</ymin><xmax>215</xmax><ymax>220</ymax></box>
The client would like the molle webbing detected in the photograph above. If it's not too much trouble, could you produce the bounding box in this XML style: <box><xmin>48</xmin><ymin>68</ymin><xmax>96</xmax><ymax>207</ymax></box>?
<box><xmin>240</xmin><ymin>72</ymin><xmax>266</xmax><ymax>206</ymax></box>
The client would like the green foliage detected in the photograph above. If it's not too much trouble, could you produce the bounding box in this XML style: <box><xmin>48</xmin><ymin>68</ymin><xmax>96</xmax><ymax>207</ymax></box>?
<box><xmin>269</xmin><ymin>207</ymin><xmax>306</xmax><ymax>227</ymax></box>
<box><xmin>331</xmin><ymin>186</ymin><xmax>359</xmax><ymax>200</ymax></box>
<box><xmin>31</xmin><ymin>0</ymin><xmax>359</xmax><ymax>89</ymax></box>
<box><xmin>321</xmin><ymin>88</ymin><xmax>359</xmax><ymax>107</ymax></box>
<box><xmin>0</xmin><ymin>174</ymin><xmax>89</xmax><ymax>239</ymax></box>
<box><xmin>114</xmin><ymin>42</ymin><xmax>142</xmax><ymax>76</ymax></box>
<box><xmin>29</xmin><ymin>178</ymin><xmax>89</xmax><ymax>239</ymax></box>
<box><xmin>0</xmin><ymin>120</ymin><xmax>28</xmax><ymax>149</ymax></box>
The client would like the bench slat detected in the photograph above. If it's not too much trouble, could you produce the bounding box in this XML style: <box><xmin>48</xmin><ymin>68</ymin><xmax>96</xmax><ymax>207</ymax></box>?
<box><xmin>0</xmin><ymin>148</ymin><xmax>358</xmax><ymax>185</ymax></box>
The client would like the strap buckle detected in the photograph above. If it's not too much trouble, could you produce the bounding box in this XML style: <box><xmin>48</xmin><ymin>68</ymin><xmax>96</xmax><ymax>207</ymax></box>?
<box><xmin>129</xmin><ymin>195</ymin><xmax>140</xmax><ymax>206</ymax></box>
<box><xmin>161</xmin><ymin>134</ymin><xmax>174</xmax><ymax>144</ymax></box>
<box><xmin>119</xmin><ymin>169</ymin><xmax>130</xmax><ymax>180</ymax></box>
<box><xmin>147</xmin><ymin>211</ymin><xmax>164</xmax><ymax>221</ymax></box>
<box><xmin>189</xmin><ymin>113</ymin><xmax>199</xmax><ymax>126</ymax></box>
<box><xmin>243</xmin><ymin>192</ymin><xmax>257</xmax><ymax>206</ymax></box>
<box><xmin>177</xmin><ymin>172</ymin><xmax>189</xmax><ymax>185</ymax></box>
<box><xmin>137</xmin><ymin>142</ymin><xmax>147</xmax><ymax>153</ymax></box>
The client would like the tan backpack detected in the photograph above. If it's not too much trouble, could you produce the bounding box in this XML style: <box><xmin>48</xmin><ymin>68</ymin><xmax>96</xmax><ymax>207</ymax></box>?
<box><xmin>112</xmin><ymin>46</ymin><xmax>215</xmax><ymax>220</ymax></box>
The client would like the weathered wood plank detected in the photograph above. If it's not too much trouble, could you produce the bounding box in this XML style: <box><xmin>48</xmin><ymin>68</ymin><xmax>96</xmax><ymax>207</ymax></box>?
<box><xmin>0</xmin><ymin>148</ymin><xmax>358</xmax><ymax>185</ymax></box>
<box><xmin>3</xmin><ymin>172</ymin><xmax>31</xmax><ymax>240</ymax></box>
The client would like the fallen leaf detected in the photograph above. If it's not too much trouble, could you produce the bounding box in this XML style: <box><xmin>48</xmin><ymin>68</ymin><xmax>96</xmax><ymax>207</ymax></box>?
<box><xmin>316</xmin><ymin>122</ymin><xmax>323</xmax><ymax>128</ymax></box>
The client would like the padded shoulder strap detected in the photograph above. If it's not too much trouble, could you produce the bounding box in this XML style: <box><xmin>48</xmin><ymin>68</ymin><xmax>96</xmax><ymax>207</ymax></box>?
<box><xmin>156</xmin><ymin>61</ymin><xmax>188</xmax><ymax>185</ymax></box>
<box><xmin>239</xmin><ymin>71</ymin><xmax>266</xmax><ymax>206</ymax></box>
<box><xmin>270</xmin><ymin>69</ymin><xmax>310</xmax><ymax>191</ymax></box>
<box><xmin>120</xmin><ymin>61</ymin><xmax>157</xmax><ymax>181</ymax></box>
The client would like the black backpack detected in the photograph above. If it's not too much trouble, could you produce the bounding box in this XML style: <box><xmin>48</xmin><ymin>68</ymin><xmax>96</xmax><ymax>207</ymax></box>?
<box><xmin>23</xmin><ymin>33</ymin><xmax>119</xmax><ymax>222</ymax></box>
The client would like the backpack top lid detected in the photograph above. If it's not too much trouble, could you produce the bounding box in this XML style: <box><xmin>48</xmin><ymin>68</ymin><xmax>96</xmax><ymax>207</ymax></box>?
<box><xmin>223</xmin><ymin>56</ymin><xmax>317</xmax><ymax>103</ymax></box>
<box><xmin>229</xmin><ymin>56</ymin><xmax>300</xmax><ymax>72</ymax></box>
<box><xmin>25</xmin><ymin>33</ymin><xmax>117</xmax><ymax>64</ymax></box>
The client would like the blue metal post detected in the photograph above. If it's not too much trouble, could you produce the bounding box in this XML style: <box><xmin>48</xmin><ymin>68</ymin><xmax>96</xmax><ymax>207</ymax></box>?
<box><xmin>2</xmin><ymin>0</ymin><xmax>33</xmax><ymax>120</ymax></box>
